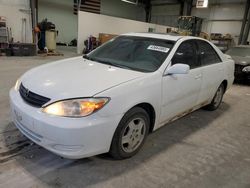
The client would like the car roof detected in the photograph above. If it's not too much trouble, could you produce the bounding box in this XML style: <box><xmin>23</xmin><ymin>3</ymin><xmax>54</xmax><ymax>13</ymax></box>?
<box><xmin>122</xmin><ymin>32</ymin><xmax>187</xmax><ymax>41</ymax></box>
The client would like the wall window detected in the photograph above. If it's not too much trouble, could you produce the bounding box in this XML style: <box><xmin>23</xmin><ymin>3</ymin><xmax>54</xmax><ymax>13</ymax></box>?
<box><xmin>73</xmin><ymin>0</ymin><xmax>100</xmax><ymax>14</ymax></box>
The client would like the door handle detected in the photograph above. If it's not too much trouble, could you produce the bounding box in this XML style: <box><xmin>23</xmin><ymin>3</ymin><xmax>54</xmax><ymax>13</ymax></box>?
<box><xmin>195</xmin><ymin>74</ymin><xmax>202</xmax><ymax>79</ymax></box>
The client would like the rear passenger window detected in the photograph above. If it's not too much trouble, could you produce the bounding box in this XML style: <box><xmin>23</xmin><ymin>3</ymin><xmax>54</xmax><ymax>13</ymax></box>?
<box><xmin>172</xmin><ymin>41</ymin><xmax>200</xmax><ymax>69</ymax></box>
<box><xmin>197</xmin><ymin>40</ymin><xmax>221</xmax><ymax>66</ymax></box>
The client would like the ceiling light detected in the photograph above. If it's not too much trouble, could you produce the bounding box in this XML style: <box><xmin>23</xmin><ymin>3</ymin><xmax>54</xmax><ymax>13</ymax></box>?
<box><xmin>196</xmin><ymin>0</ymin><xmax>208</xmax><ymax>8</ymax></box>
<box><xmin>121</xmin><ymin>0</ymin><xmax>138</xmax><ymax>5</ymax></box>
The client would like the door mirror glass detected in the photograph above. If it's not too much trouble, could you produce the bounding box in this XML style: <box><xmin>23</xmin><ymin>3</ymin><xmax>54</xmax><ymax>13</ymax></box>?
<box><xmin>165</xmin><ymin>63</ymin><xmax>190</xmax><ymax>75</ymax></box>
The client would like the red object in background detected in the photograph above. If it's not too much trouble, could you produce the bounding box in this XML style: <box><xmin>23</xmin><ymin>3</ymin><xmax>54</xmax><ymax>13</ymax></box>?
<box><xmin>34</xmin><ymin>26</ymin><xmax>40</xmax><ymax>33</ymax></box>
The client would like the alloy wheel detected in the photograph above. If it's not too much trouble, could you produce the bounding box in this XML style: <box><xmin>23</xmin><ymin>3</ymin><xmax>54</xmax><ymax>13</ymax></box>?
<box><xmin>121</xmin><ymin>117</ymin><xmax>146</xmax><ymax>153</ymax></box>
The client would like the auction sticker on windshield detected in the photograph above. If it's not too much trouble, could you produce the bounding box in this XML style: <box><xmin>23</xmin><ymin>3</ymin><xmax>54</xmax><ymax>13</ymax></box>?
<box><xmin>147</xmin><ymin>45</ymin><xmax>170</xmax><ymax>53</ymax></box>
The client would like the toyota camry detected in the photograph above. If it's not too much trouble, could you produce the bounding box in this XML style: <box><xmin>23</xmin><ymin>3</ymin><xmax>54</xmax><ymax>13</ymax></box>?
<box><xmin>10</xmin><ymin>33</ymin><xmax>234</xmax><ymax>159</ymax></box>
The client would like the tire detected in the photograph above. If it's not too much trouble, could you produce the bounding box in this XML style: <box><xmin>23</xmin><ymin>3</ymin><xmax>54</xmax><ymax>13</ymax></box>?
<box><xmin>109</xmin><ymin>107</ymin><xmax>150</xmax><ymax>159</ymax></box>
<box><xmin>204</xmin><ymin>84</ymin><xmax>225</xmax><ymax>111</ymax></box>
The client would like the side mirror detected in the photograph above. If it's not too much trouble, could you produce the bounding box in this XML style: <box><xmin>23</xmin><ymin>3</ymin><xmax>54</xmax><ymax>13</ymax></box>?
<box><xmin>164</xmin><ymin>63</ymin><xmax>190</xmax><ymax>75</ymax></box>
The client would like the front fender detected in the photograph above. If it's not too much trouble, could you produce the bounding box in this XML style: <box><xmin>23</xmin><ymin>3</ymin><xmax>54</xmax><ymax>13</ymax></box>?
<box><xmin>94</xmin><ymin>72</ymin><xmax>162</xmax><ymax>126</ymax></box>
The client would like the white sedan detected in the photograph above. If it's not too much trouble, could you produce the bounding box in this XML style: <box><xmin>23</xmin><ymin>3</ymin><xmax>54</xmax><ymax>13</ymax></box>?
<box><xmin>9</xmin><ymin>33</ymin><xmax>234</xmax><ymax>159</ymax></box>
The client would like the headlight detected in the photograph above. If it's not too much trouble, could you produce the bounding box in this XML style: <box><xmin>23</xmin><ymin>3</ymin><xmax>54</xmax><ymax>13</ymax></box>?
<box><xmin>242</xmin><ymin>66</ymin><xmax>250</xmax><ymax>73</ymax></box>
<box><xmin>14</xmin><ymin>78</ymin><xmax>21</xmax><ymax>91</ymax></box>
<box><xmin>42</xmin><ymin>98</ymin><xmax>109</xmax><ymax>117</ymax></box>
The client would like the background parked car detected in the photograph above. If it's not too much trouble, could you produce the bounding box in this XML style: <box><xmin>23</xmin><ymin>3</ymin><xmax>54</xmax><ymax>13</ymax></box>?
<box><xmin>226</xmin><ymin>45</ymin><xmax>250</xmax><ymax>81</ymax></box>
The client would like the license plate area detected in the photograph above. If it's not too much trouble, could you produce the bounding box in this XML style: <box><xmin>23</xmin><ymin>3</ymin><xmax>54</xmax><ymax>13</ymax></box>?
<box><xmin>13</xmin><ymin>107</ymin><xmax>34</xmax><ymax>131</ymax></box>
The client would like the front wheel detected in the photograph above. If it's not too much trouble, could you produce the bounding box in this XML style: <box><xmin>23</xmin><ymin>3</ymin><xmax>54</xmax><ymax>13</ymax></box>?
<box><xmin>109</xmin><ymin>107</ymin><xmax>150</xmax><ymax>159</ymax></box>
<box><xmin>204</xmin><ymin>84</ymin><xmax>225</xmax><ymax>111</ymax></box>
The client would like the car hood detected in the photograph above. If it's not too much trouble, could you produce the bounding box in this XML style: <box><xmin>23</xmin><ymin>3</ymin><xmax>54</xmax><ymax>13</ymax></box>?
<box><xmin>231</xmin><ymin>56</ymin><xmax>250</xmax><ymax>66</ymax></box>
<box><xmin>21</xmin><ymin>56</ymin><xmax>145</xmax><ymax>102</ymax></box>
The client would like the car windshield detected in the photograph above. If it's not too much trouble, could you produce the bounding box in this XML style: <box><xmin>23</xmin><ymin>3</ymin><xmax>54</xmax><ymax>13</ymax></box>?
<box><xmin>85</xmin><ymin>36</ymin><xmax>174</xmax><ymax>72</ymax></box>
<box><xmin>226</xmin><ymin>47</ymin><xmax>250</xmax><ymax>57</ymax></box>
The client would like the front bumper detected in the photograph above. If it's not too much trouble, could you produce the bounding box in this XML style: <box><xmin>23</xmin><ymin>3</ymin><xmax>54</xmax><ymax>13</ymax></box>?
<box><xmin>9</xmin><ymin>88</ymin><xmax>122</xmax><ymax>159</ymax></box>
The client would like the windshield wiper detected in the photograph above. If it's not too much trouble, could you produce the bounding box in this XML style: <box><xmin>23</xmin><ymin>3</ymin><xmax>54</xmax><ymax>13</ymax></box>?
<box><xmin>94</xmin><ymin>59</ymin><xmax>133</xmax><ymax>70</ymax></box>
<box><xmin>83</xmin><ymin>55</ymin><xmax>98</xmax><ymax>62</ymax></box>
<box><xmin>106</xmin><ymin>62</ymin><xmax>133</xmax><ymax>70</ymax></box>
<box><xmin>83</xmin><ymin>54</ymin><xmax>92</xmax><ymax>60</ymax></box>
<box><xmin>83</xmin><ymin>56</ymin><xmax>146</xmax><ymax>72</ymax></box>
<box><xmin>83</xmin><ymin>54</ymin><xmax>88</xmax><ymax>59</ymax></box>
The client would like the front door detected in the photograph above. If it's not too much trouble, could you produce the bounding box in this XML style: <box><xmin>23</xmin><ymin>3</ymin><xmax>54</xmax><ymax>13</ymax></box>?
<box><xmin>160</xmin><ymin>40</ymin><xmax>202</xmax><ymax>125</ymax></box>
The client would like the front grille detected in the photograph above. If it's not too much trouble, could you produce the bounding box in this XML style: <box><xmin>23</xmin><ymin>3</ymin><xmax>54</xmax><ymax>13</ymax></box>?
<box><xmin>19</xmin><ymin>83</ymin><xmax>50</xmax><ymax>107</ymax></box>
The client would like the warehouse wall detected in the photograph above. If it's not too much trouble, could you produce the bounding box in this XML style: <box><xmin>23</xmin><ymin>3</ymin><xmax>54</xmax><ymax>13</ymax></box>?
<box><xmin>0</xmin><ymin>0</ymin><xmax>32</xmax><ymax>43</ymax></box>
<box><xmin>38</xmin><ymin>0</ymin><xmax>77</xmax><ymax>44</ymax></box>
<box><xmin>77</xmin><ymin>11</ymin><xmax>173</xmax><ymax>54</ymax></box>
<box><xmin>100</xmin><ymin>0</ymin><xmax>145</xmax><ymax>21</ymax></box>
<box><xmin>38</xmin><ymin>0</ymin><xmax>145</xmax><ymax>45</ymax></box>
<box><xmin>150</xmin><ymin>0</ymin><xmax>247</xmax><ymax>44</ymax></box>
<box><xmin>192</xmin><ymin>3</ymin><xmax>245</xmax><ymax>44</ymax></box>
<box><xmin>151</xmin><ymin>4</ymin><xmax>180</xmax><ymax>27</ymax></box>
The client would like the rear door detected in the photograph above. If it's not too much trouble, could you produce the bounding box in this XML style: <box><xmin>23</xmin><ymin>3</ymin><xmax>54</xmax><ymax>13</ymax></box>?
<box><xmin>160</xmin><ymin>40</ymin><xmax>202</xmax><ymax>124</ymax></box>
<box><xmin>196</xmin><ymin>40</ymin><xmax>225</xmax><ymax>105</ymax></box>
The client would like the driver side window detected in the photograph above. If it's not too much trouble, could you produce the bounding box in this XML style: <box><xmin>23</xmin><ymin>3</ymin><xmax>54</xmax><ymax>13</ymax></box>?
<box><xmin>172</xmin><ymin>41</ymin><xmax>199</xmax><ymax>69</ymax></box>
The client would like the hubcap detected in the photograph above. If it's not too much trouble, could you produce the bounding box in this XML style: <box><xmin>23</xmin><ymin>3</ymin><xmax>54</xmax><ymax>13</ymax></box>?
<box><xmin>121</xmin><ymin>118</ymin><xmax>146</xmax><ymax>153</ymax></box>
<box><xmin>213</xmin><ymin>86</ymin><xmax>223</xmax><ymax>107</ymax></box>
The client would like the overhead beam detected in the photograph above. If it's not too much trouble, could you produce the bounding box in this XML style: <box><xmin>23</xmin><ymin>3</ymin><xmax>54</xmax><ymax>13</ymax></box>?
<box><xmin>239</xmin><ymin>0</ymin><xmax>250</xmax><ymax>45</ymax></box>
<box><xmin>242</xmin><ymin>3</ymin><xmax>250</xmax><ymax>45</ymax></box>
<box><xmin>181</xmin><ymin>0</ymin><xmax>193</xmax><ymax>16</ymax></box>
<box><xmin>151</xmin><ymin>0</ymin><xmax>180</xmax><ymax>6</ymax></box>
<box><xmin>145</xmin><ymin>0</ymin><xmax>151</xmax><ymax>22</ymax></box>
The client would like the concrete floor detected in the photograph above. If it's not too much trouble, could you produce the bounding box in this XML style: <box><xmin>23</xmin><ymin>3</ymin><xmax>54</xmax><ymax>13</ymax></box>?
<box><xmin>0</xmin><ymin>48</ymin><xmax>250</xmax><ymax>188</ymax></box>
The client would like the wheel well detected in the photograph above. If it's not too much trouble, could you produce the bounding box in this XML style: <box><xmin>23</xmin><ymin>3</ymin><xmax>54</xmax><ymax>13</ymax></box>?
<box><xmin>135</xmin><ymin>103</ymin><xmax>156</xmax><ymax>133</ymax></box>
<box><xmin>222</xmin><ymin>80</ymin><xmax>228</xmax><ymax>93</ymax></box>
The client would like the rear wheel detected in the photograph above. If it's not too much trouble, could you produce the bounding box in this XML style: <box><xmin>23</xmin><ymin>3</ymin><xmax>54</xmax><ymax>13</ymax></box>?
<box><xmin>109</xmin><ymin>107</ymin><xmax>150</xmax><ymax>159</ymax></box>
<box><xmin>204</xmin><ymin>84</ymin><xmax>224</xmax><ymax>111</ymax></box>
